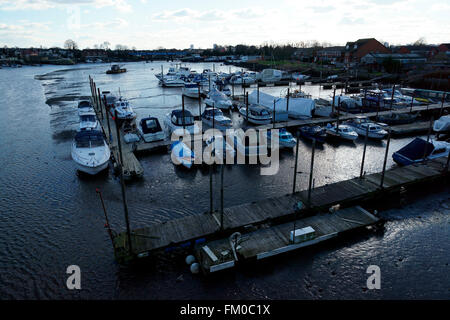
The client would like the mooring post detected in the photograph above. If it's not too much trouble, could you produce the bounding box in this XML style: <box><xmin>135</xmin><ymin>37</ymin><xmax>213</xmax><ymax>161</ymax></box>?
<box><xmin>182</xmin><ymin>94</ymin><xmax>186</xmax><ymax>130</ymax></box>
<box><xmin>286</xmin><ymin>88</ymin><xmax>290</xmax><ymax>112</ymax></box>
<box><xmin>292</xmin><ymin>131</ymin><xmax>300</xmax><ymax>194</ymax></box>
<box><xmin>220</xmin><ymin>163</ymin><xmax>224</xmax><ymax>230</ymax></box>
<box><xmin>423</xmin><ymin>115</ymin><xmax>434</xmax><ymax>162</ymax></box>
<box><xmin>114</xmin><ymin>110</ymin><xmax>133</xmax><ymax>255</ymax></box>
<box><xmin>336</xmin><ymin>97</ymin><xmax>341</xmax><ymax>128</ymax></box>
<box><xmin>198</xmin><ymin>85</ymin><xmax>202</xmax><ymax>120</ymax></box>
<box><xmin>332</xmin><ymin>87</ymin><xmax>336</xmax><ymax>114</ymax></box>
<box><xmin>410</xmin><ymin>93</ymin><xmax>414</xmax><ymax>113</ymax></box>
<box><xmin>103</xmin><ymin>94</ymin><xmax>112</xmax><ymax>142</ymax></box>
<box><xmin>376</xmin><ymin>92</ymin><xmax>381</xmax><ymax>118</ymax></box>
<box><xmin>273</xmin><ymin>99</ymin><xmax>276</xmax><ymax>129</ymax></box>
<box><xmin>390</xmin><ymin>84</ymin><xmax>396</xmax><ymax>111</ymax></box>
<box><xmin>96</xmin><ymin>188</ymin><xmax>114</xmax><ymax>245</ymax></box>
<box><xmin>232</xmin><ymin>82</ymin><xmax>234</xmax><ymax>99</ymax></box>
<box><xmin>360</xmin><ymin>125</ymin><xmax>369</xmax><ymax>178</ymax></box>
<box><xmin>209</xmin><ymin>73</ymin><xmax>211</xmax><ymax>92</ymax></box>
<box><xmin>380</xmin><ymin>129</ymin><xmax>391</xmax><ymax>188</ymax></box>
<box><xmin>445</xmin><ymin>148</ymin><xmax>450</xmax><ymax>172</ymax></box>
<box><xmin>440</xmin><ymin>92</ymin><xmax>447</xmax><ymax>117</ymax></box>
<box><xmin>246</xmin><ymin>92</ymin><xmax>249</xmax><ymax>124</ymax></box>
<box><xmin>209</xmin><ymin>165</ymin><xmax>213</xmax><ymax>214</ymax></box>
<box><xmin>307</xmin><ymin>138</ymin><xmax>316</xmax><ymax>206</ymax></box>
<box><xmin>257</xmin><ymin>83</ymin><xmax>260</xmax><ymax>103</ymax></box>
<box><xmin>161</xmin><ymin>65</ymin><xmax>163</xmax><ymax>80</ymax></box>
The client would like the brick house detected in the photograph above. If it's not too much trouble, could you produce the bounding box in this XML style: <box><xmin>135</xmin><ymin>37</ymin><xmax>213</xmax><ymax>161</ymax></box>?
<box><xmin>344</xmin><ymin>38</ymin><xmax>390</xmax><ymax>64</ymax></box>
<box><xmin>316</xmin><ymin>46</ymin><xmax>345</xmax><ymax>63</ymax></box>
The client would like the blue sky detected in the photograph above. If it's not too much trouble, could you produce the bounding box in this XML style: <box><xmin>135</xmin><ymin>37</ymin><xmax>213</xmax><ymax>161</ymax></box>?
<box><xmin>0</xmin><ymin>0</ymin><xmax>449</xmax><ymax>49</ymax></box>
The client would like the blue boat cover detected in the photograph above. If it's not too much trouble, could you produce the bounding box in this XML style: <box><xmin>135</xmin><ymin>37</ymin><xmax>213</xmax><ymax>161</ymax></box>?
<box><xmin>395</xmin><ymin>138</ymin><xmax>434</xmax><ymax>161</ymax></box>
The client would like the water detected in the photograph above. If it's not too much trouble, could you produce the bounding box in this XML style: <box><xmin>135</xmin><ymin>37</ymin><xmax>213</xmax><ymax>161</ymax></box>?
<box><xmin>0</xmin><ymin>62</ymin><xmax>448</xmax><ymax>299</ymax></box>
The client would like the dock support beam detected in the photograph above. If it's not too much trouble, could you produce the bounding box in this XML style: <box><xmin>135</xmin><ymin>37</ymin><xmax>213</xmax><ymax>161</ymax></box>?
<box><xmin>423</xmin><ymin>115</ymin><xmax>434</xmax><ymax>162</ymax></box>
<box><xmin>220</xmin><ymin>164</ymin><xmax>224</xmax><ymax>230</ymax></box>
<box><xmin>360</xmin><ymin>125</ymin><xmax>369</xmax><ymax>178</ymax></box>
<box><xmin>292</xmin><ymin>132</ymin><xmax>300</xmax><ymax>194</ymax></box>
<box><xmin>198</xmin><ymin>86</ymin><xmax>202</xmax><ymax>120</ymax></box>
<box><xmin>380</xmin><ymin>129</ymin><xmax>391</xmax><ymax>188</ymax></box>
<box><xmin>246</xmin><ymin>92</ymin><xmax>249</xmax><ymax>125</ymax></box>
<box><xmin>307</xmin><ymin>138</ymin><xmax>316</xmax><ymax>206</ymax></box>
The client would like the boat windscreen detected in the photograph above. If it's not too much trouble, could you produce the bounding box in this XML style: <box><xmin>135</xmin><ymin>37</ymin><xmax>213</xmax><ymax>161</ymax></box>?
<box><xmin>141</xmin><ymin>118</ymin><xmax>162</xmax><ymax>133</ymax></box>
<box><xmin>80</xmin><ymin>115</ymin><xmax>96</xmax><ymax>122</ymax></box>
<box><xmin>396</xmin><ymin>138</ymin><xmax>434</xmax><ymax>160</ymax></box>
<box><xmin>78</xmin><ymin>101</ymin><xmax>92</xmax><ymax>108</ymax></box>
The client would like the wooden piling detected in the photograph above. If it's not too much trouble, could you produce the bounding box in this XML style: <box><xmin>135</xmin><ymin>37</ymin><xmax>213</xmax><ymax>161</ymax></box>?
<box><xmin>257</xmin><ymin>83</ymin><xmax>260</xmax><ymax>103</ymax></box>
<box><xmin>103</xmin><ymin>93</ymin><xmax>112</xmax><ymax>142</ymax></box>
<box><xmin>307</xmin><ymin>138</ymin><xmax>316</xmax><ymax>206</ymax></box>
<box><xmin>390</xmin><ymin>84</ymin><xmax>395</xmax><ymax>111</ymax></box>
<box><xmin>423</xmin><ymin>115</ymin><xmax>434</xmax><ymax>162</ymax></box>
<box><xmin>198</xmin><ymin>85</ymin><xmax>202</xmax><ymax>120</ymax></box>
<box><xmin>332</xmin><ymin>87</ymin><xmax>336</xmax><ymax>114</ymax></box>
<box><xmin>292</xmin><ymin>131</ymin><xmax>300</xmax><ymax>194</ymax></box>
<box><xmin>380</xmin><ymin>129</ymin><xmax>391</xmax><ymax>188</ymax></box>
<box><xmin>360</xmin><ymin>125</ymin><xmax>369</xmax><ymax>178</ymax></box>
<box><xmin>220</xmin><ymin>163</ymin><xmax>224</xmax><ymax>230</ymax></box>
<box><xmin>440</xmin><ymin>92</ymin><xmax>447</xmax><ymax>117</ymax></box>
<box><xmin>246</xmin><ymin>92</ymin><xmax>249</xmax><ymax>124</ymax></box>
<box><xmin>273</xmin><ymin>99</ymin><xmax>276</xmax><ymax>129</ymax></box>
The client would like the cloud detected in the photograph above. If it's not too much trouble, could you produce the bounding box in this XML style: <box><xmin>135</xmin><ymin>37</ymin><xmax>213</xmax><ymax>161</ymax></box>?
<box><xmin>152</xmin><ymin>7</ymin><xmax>268</xmax><ymax>22</ymax></box>
<box><xmin>307</xmin><ymin>5</ymin><xmax>335</xmax><ymax>13</ymax></box>
<box><xmin>0</xmin><ymin>0</ymin><xmax>132</xmax><ymax>12</ymax></box>
<box><xmin>339</xmin><ymin>16</ymin><xmax>365</xmax><ymax>25</ymax></box>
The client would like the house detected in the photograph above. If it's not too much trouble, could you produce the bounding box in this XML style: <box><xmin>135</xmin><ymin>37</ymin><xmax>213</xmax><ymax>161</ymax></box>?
<box><xmin>361</xmin><ymin>53</ymin><xmax>426</xmax><ymax>71</ymax></box>
<box><xmin>396</xmin><ymin>45</ymin><xmax>438</xmax><ymax>59</ymax></box>
<box><xmin>292</xmin><ymin>47</ymin><xmax>316</xmax><ymax>62</ymax></box>
<box><xmin>438</xmin><ymin>43</ymin><xmax>450</xmax><ymax>54</ymax></box>
<box><xmin>344</xmin><ymin>38</ymin><xmax>390</xmax><ymax>64</ymax></box>
<box><xmin>316</xmin><ymin>46</ymin><xmax>345</xmax><ymax>63</ymax></box>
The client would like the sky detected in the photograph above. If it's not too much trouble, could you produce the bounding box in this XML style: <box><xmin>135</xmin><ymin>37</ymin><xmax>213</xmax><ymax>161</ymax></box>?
<box><xmin>0</xmin><ymin>0</ymin><xmax>449</xmax><ymax>49</ymax></box>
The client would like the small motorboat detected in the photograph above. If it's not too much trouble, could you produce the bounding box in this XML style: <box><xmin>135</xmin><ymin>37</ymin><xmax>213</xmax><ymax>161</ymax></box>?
<box><xmin>325</xmin><ymin>124</ymin><xmax>359</xmax><ymax>141</ymax></box>
<box><xmin>433</xmin><ymin>115</ymin><xmax>450</xmax><ymax>133</ymax></box>
<box><xmin>170</xmin><ymin>140</ymin><xmax>195</xmax><ymax>169</ymax></box>
<box><xmin>106</xmin><ymin>64</ymin><xmax>126</xmax><ymax>74</ymax></box>
<box><xmin>161</xmin><ymin>76</ymin><xmax>186</xmax><ymax>87</ymax></box>
<box><xmin>77</xmin><ymin>100</ymin><xmax>94</xmax><ymax>115</ymax></box>
<box><xmin>201</xmin><ymin>107</ymin><xmax>232</xmax><ymax>131</ymax></box>
<box><xmin>138</xmin><ymin>116</ymin><xmax>166</xmax><ymax>142</ymax></box>
<box><xmin>264</xmin><ymin>128</ymin><xmax>297</xmax><ymax>148</ymax></box>
<box><xmin>346</xmin><ymin>116</ymin><xmax>388</xmax><ymax>139</ymax></box>
<box><xmin>112</xmin><ymin>98</ymin><xmax>136</xmax><ymax>120</ymax></box>
<box><xmin>392</xmin><ymin>138</ymin><xmax>450</xmax><ymax>166</ymax></box>
<box><xmin>78</xmin><ymin>110</ymin><xmax>99</xmax><ymax>131</ymax></box>
<box><xmin>204</xmin><ymin>88</ymin><xmax>233</xmax><ymax>111</ymax></box>
<box><xmin>377</xmin><ymin>112</ymin><xmax>418</xmax><ymax>125</ymax></box>
<box><xmin>229</xmin><ymin>75</ymin><xmax>256</xmax><ymax>85</ymax></box>
<box><xmin>299</xmin><ymin>125</ymin><xmax>327</xmax><ymax>143</ymax></box>
<box><xmin>164</xmin><ymin>109</ymin><xmax>201</xmax><ymax>136</ymax></box>
<box><xmin>71</xmin><ymin>130</ymin><xmax>110</xmax><ymax>175</ymax></box>
<box><xmin>182</xmin><ymin>82</ymin><xmax>201</xmax><ymax>99</ymax></box>
<box><xmin>239</xmin><ymin>105</ymin><xmax>272</xmax><ymax>125</ymax></box>
<box><xmin>204</xmin><ymin>134</ymin><xmax>236</xmax><ymax>161</ymax></box>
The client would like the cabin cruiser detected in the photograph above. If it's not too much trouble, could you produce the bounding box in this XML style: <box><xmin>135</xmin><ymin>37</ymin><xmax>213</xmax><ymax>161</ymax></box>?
<box><xmin>156</xmin><ymin>66</ymin><xmax>191</xmax><ymax>80</ymax></box>
<box><xmin>377</xmin><ymin>112</ymin><xmax>417</xmax><ymax>125</ymax></box>
<box><xmin>346</xmin><ymin>117</ymin><xmax>388</xmax><ymax>139</ymax></box>
<box><xmin>264</xmin><ymin>128</ymin><xmax>297</xmax><ymax>148</ymax></box>
<box><xmin>201</xmin><ymin>107</ymin><xmax>232</xmax><ymax>131</ymax></box>
<box><xmin>77</xmin><ymin>100</ymin><xmax>94</xmax><ymax>115</ymax></box>
<box><xmin>138</xmin><ymin>116</ymin><xmax>166</xmax><ymax>142</ymax></box>
<box><xmin>170</xmin><ymin>140</ymin><xmax>195</xmax><ymax>169</ymax></box>
<box><xmin>239</xmin><ymin>105</ymin><xmax>272</xmax><ymax>125</ymax></box>
<box><xmin>299</xmin><ymin>125</ymin><xmax>327</xmax><ymax>143</ymax></box>
<box><xmin>161</xmin><ymin>76</ymin><xmax>186</xmax><ymax>87</ymax></box>
<box><xmin>205</xmin><ymin>134</ymin><xmax>236</xmax><ymax>161</ymax></box>
<box><xmin>79</xmin><ymin>110</ymin><xmax>99</xmax><ymax>131</ymax></box>
<box><xmin>164</xmin><ymin>109</ymin><xmax>201</xmax><ymax>136</ymax></box>
<box><xmin>392</xmin><ymin>138</ymin><xmax>450</xmax><ymax>166</ymax></box>
<box><xmin>112</xmin><ymin>98</ymin><xmax>136</xmax><ymax>120</ymax></box>
<box><xmin>204</xmin><ymin>88</ymin><xmax>233</xmax><ymax>111</ymax></box>
<box><xmin>258</xmin><ymin>69</ymin><xmax>283</xmax><ymax>83</ymax></box>
<box><xmin>71</xmin><ymin>130</ymin><xmax>110</xmax><ymax>175</ymax></box>
<box><xmin>229</xmin><ymin>75</ymin><xmax>256</xmax><ymax>85</ymax></box>
<box><xmin>325</xmin><ymin>124</ymin><xmax>358</xmax><ymax>141</ymax></box>
<box><xmin>433</xmin><ymin>115</ymin><xmax>450</xmax><ymax>133</ymax></box>
<box><xmin>182</xmin><ymin>82</ymin><xmax>201</xmax><ymax>99</ymax></box>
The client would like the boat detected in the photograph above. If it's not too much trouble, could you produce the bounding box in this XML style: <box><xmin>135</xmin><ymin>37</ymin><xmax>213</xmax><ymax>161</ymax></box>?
<box><xmin>325</xmin><ymin>124</ymin><xmax>359</xmax><ymax>141</ymax></box>
<box><xmin>78</xmin><ymin>110</ymin><xmax>99</xmax><ymax>131</ymax></box>
<box><xmin>238</xmin><ymin>105</ymin><xmax>272</xmax><ymax>125</ymax></box>
<box><xmin>221</xmin><ymin>86</ymin><xmax>231</xmax><ymax>97</ymax></box>
<box><xmin>164</xmin><ymin>109</ymin><xmax>201</xmax><ymax>136</ymax></box>
<box><xmin>111</xmin><ymin>98</ymin><xmax>136</xmax><ymax>120</ymax></box>
<box><xmin>170</xmin><ymin>140</ymin><xmax>195</xmax><ymax>169</ymax></box>
<box><xmin>229</xmin><ymin>75</ymin><xmax>256</xmax><ymax>85</ymax></box>
<box><xmin>299</xmin><ymin>125</ymin><xmax>327</xmax><ymax>143</ymax></box>
<box><xmin>204</xmin><ymin>88</ymin><xmax>233</xmax><ymax>111</ymax></box>
<box><xmin>392</xmin><ymin>138</ymin><xmax>450</xmax><ymax>166</ymax></box>
<box><xmin>204</xmin><ymin>134</ymin><xmax>236</xmax><ymax>161</ymax></box>
<box><xmin>433</xmin><ymin>115</ymin><xmax>450</xmax><ymax>133</ymax></box>
<box><xmin>376</xmin><ymin>112</ymin><xmax>418</xmax><ymax>125</ymax></box>
<box><xmin>201</xmin><ymin>107</ymin><xmax>233</xmax><ymax>131</ymax></box>
<box><xmin>138</xmin><ymin>117</ymin><xmax>166</xmax><ymax>142</ymax></box>
<box><xmin>182</xmin><ymin>82</ymin><xmax>201</xmax><ymax>99</ymax></box>
<box><xmin>346</xmin><ymin>116</ymin><xmax>388</xmax><ymax>139</ymax></box>
<box><xmin>71</xmin><ymin>130</ymin><xmax>110</xmax><ymax>175</ymax></box>
<box><xmin>106</xmin><ymin>64</ymin><xmax>126</xmax><ymax>74</ymax></box>
<box><xmin>292</xmin><ymin>73</ymin><xmax>310</xmax><ymax>81</ymax></box>
<box><xmin>77</xmin><ymin>100</ymin><xmax>94</xmax><ymax>115</ymax></box>
<box><xmin>101</xmin><ymin>91</ymin><xmax>117</xmax><ymax>108</ymax></box>
<box><xmin>155</xmin><ymin>66</ymin><xmax>191</xmax><ymax>80</ymax></box>
<box><xmin>264</xmin><ymin>128</ymin><xmax>297</xmax><ymax>148</ymax></box>
<box><xmin>161</xmin><ymin>76</ymin><xmax>186</xmax><ymax>87</ymax></box>
<box><xmin>231</xmin><ymin>129</ymin><xmax>268</xmax><ymax>158</ymax></box>
<box><xmin>258</xmin><ymin>69</ymin><xmax>283</xmax><ymax>83</ymax></box>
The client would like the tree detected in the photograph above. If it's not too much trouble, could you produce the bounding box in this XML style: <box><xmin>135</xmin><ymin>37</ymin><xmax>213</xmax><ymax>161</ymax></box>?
<box><xmin>64</xmin><ymin>39</ymin><xmax>78</xmax><ymax>50</ymax></box>
<box><xmin>413</xmin><ymin>37</ymin><xmax>426</xmax><ymax>46</ymax></box>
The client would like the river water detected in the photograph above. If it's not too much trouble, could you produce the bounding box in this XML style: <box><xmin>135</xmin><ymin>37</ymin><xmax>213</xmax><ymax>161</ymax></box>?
<box><xmin>0</xmin><ymin>62</ymin><xmax>448</xmax><ymax>299</ymax></box>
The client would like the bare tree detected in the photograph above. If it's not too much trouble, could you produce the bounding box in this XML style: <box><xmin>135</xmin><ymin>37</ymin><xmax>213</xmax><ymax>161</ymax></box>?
<box><xmin>413</xmin><ymin>37</ymin><xmax>426</xmax><ymax>46</ymax></box>
<box><xmin>64</xmin><ymin>39</ymin><xmax>78</xmax><ymax>50</ymax></box>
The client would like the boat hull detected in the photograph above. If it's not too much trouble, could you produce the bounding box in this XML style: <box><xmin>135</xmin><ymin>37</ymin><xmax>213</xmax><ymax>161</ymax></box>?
<box><xmin>75</xmin><ymin>160</ymin><xmax>109</xmax><ymax>175</ymax></box>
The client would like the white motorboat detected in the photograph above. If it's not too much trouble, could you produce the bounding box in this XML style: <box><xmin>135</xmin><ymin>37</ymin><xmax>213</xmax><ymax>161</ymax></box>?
<box><xmin>346</xmin><ymin>116</ymin><xmax>388</xmax><ymax>139</ymax></box>
<box><xmin>201</xmin><ymin>107</ymin><xmax>233</xmax><ymax>131</ymax></box>
<box><xmin>156</xmin><ymin>66</ymin><xmax>191</xmax><ymax>80</ymax></box>
<box><xmin>239</xmin><ymin>105</ymin><xmax>272</xmax><ymax>125</ymax></box>
<box><xmin>182</xmin><ymin>82</ymin><xmax>201</xmax><ymax>99</ymax></box>
<box><xmin>138</xmin><ymin>116</ymin><xmax>166</xmax><ymax>142</ymax></box>
<box><xmin>258</xmin><ymin>69</ymin><xmax>283</xmax><ymax>83</ymax></box>
<box><xmin>164</xmin><ymin>109</ymin><xmax>201</xmax><ymax>136</ymax></box>
<box><xmin>204</xmin><ymin>88</ymin><xmax>233</xmax><ymax>111</ymax></box>
<box><xmin>77</xmin><ymin>100</ymin><xmax>94</xmax><ymax>116</ymax></box>
<box><xmin>393</xmin><ymin>138</ymin><xmax>450</xmax><ymax>166</ymax></box>
<box><xmin>101</xmin><ymin>91</ymin><xmax>117</xmax><ymax>108</ymax></box>
<box><xmin>325</xmin><ymin>124</ymin><xmax>359</xmax><ymax>141</ymax></box>
<box><xmin>170</xmin><ymin>140</ymin><xmax>195</xmax><ymax>169</ymax></box>
<box><xmin>78</xmin><ymin>110</ymin><xmax>99</xmax><ymax>131</ymax></box>
<box><xmin>71</xmin><ymin>130</ymin><xmax>110</xmax><ymax>175</ymax></box>
<box><xmin>433</xmin><ymin>115</ymin><xmax>450</xmax><ymax>133</ymax></box>
<box><xmin>204</xmin><ymin>134</ymin><xmax>236</xmax><ymax>161</ymax></box>
<box><xmin>112</xmin><ymin>98</ymin><xmax>137</xmax><ymax>120</ymax></box>
<box><xmin>229</xmin><ymin>75</ymin><xmax>256</xmax><ymax>85</ymax></box>
<box><xmin>161</xmin><ymin>76</ymin><xmax>186</xmax><ymax>87</ymax></box>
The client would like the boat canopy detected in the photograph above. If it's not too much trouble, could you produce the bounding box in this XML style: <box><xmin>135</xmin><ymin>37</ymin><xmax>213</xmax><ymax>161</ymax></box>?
<box><xmin>395</xmin><ymin>138</ymin><xmax>434</xmax><ymax>161</ymax></box>
<box><xmin>78</xmin><ymin>100</ymin><xmax>92</xmax><ymax>108</ymax></box>
<box><xmin>140</xmin><ymin>117</ymin><xmax>162</xmax><ymax>134</ymax></box>
<box><xmin>171</xmin><ymin>109</ymin><xmax>194</xmax><ymax>126</ymax></box>
<box><xmin>74</xmin><ymin>130</ymin><xmax>104</xmax><ymax>142</ymax></box>
<box><xmin>249</xmin><ymin>90</ymin><xmax>314</xmax><ymax>118</ymax></box>
<box><xmin>185</xmin><ymin>83</ymin><xmax>199</xmax><ymax>88</ymax></box>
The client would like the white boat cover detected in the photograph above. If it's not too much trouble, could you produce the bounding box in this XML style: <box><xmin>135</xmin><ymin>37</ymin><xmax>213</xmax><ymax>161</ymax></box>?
<box><xmin>248</xmin><ymin>90</ymin><xmax>314</xmax><ymax>119</ymax></box>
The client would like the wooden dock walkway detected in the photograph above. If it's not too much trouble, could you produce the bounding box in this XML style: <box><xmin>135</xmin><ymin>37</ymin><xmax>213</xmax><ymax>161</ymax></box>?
<box><xmin>194</xmin><ymin>206</ymin><xmax>379</xmax><ymax>273</ymax></box>
<box><xmin>112</xmin><ymin>157</ymin><xmax>449</xmax><ymax>264</ymax></box>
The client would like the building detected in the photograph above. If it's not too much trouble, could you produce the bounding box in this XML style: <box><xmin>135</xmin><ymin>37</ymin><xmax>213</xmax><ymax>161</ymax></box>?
<box><xmin>292</xmin><ymin>47</ymin><xmax>316</xmax><ymax>62</ymax></box>
<box><xmin>361</xmin><ymin>53</ymin><xmax>426</xmax><ymax>71</ymax></box>
<box><xmin>316</xmin><ymin>46</ymin><xmax>345</xmax><ymax>63</ymax></box>
<box><xmin>344</xmin><ymin>38</ymin><xmax>390</xmax><ymax>64</ymax></box>
<box><xmin>396</xmin><ymin>45</ymin><xmax>438</xmax><ymax>59</ymax></box>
